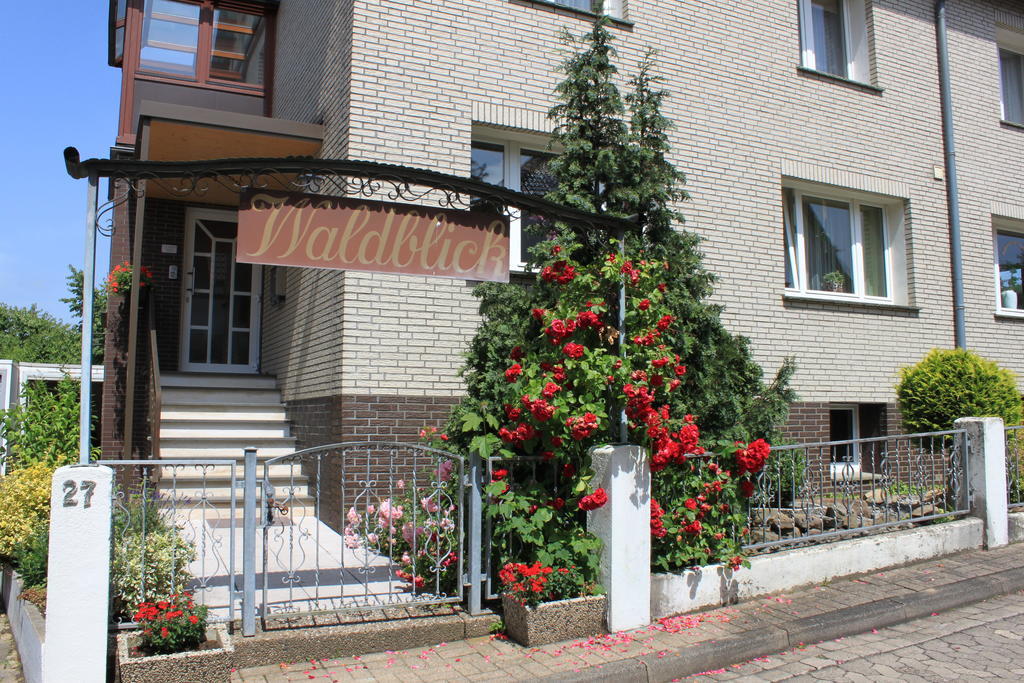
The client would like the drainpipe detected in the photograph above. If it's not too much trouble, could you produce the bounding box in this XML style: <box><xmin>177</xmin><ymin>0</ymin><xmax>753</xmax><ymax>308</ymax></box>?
<box><xmin>936</xmin><ymin>0</ymin><xmax>968</xmax><ymax>349</ymax></box>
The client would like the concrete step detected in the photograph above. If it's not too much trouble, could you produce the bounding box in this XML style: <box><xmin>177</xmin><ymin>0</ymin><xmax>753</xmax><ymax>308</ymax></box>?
<box><xmin>161</xmin><ymin>373</ymin><xmax>279</xmax><ymax>390</ymax></box>
<box><xmin>161</xmin><ymin>386</ymin><xmax>283</xmax><ymax>406</ymax></box>
<box><xmin>160</xmin><ymin>440</ymin><xmax>297</xmax><ymax>459</ymax></box>
<box><xmin>161</xmin><ymin>404</ymin><xmax>289</xmax><ymax>422</ymax></box>
<box><xmin>160</xmin><ymin>421</ymin><xmax>292</xmax><ymax>439</ymax></box>
<box><xmin>154</xmin><ymin>463</ymin><xmax>310</xmax><ymax>481</ymax></box>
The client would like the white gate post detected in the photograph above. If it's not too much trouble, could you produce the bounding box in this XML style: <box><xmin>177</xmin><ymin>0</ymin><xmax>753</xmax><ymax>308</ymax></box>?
<box><xmin>587</xmin><ymin>444</ymin><xmax>650</xmax><ymax>632</ymax></box>
<box><xmin>955</xmin><ymin>417</ymin><xmax>1008</xmax><ymax>549</ymax></box>
<box><xmin>42</xmin><ymin>464</ymin><xmax>113</xmax><ymax>683</ymax></box>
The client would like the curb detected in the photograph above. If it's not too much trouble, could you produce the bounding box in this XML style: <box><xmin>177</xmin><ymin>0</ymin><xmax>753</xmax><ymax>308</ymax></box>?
<box><xmin>541</xmin><ymin>564</ymin><xmax>1024</xmax><ymax>682</ymax></box>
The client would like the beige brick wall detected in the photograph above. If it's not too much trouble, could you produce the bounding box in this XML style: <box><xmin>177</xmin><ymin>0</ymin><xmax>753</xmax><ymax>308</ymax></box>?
<box><xmin>263</xmin><ymin>0</ymin><xmax>1024</xmax><ymax>405</ymax></box>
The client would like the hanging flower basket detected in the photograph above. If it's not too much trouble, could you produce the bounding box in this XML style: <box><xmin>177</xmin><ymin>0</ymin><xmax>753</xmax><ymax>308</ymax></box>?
<box><xmin>106</xmin><ymin>261</ymin><xmax>153</xmax><ymax>296</ymax></box>
<box><xmin>502</xmin><ymin>594</ymin><xmax>606</xmax><ymax>647</ymax></box>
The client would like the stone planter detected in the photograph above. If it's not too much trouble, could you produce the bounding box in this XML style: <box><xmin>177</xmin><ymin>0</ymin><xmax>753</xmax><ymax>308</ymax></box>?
<box><xmin>502</xmin><ymin>594</ymin><xmax>606</xmax><ymax>647</ymax></box>
<box><xmin>116</xmin><ymin>624</ymin><xmax>233</xmax><ymax>683</ymax></box>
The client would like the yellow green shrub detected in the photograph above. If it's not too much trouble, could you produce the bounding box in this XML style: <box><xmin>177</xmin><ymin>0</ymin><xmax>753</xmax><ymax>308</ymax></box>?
<box><xmin>0</xmin><ymin>463</ymin><xmax>54</xmax><ymax>559</ymax></box>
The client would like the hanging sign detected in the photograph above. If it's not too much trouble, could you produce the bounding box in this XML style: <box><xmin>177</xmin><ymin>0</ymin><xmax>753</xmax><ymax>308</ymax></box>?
<box><xmin>237</xmin><ymin>190</ymin><xmax>510</xmax><ymax>282</ymax></box>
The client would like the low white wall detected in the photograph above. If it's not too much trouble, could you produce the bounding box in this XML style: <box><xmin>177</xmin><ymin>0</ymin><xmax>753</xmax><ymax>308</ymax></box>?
<box><xmin>1</xmin><ymin>568</ymin><xmax>44</xmax><ymax>683</ymax></box>
<box><xmin>1008</xmin><ymin>511</ymin><xmax>1024</xmax><ymax>543</ymax></box>
<box><xmin>652</xmin><ymin>519</ymin><xmax>984</xmax><ymax>619</ymax></box>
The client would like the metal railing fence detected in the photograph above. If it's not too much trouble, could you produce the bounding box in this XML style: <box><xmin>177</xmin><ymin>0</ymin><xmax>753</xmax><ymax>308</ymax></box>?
<box><xmin>103</xmin><ymin>459</ymin><xmax>238</xmax><ymax>630</ymax></box>
<box><xmin>745</xmin><ymin>429</ymin><xmax>969</xmax><ymax>553</ymax></box>
<box><xmin>1006</xmin><ymin>425</ymin><xmax>1024</xmax><ymax>509</ymax></box>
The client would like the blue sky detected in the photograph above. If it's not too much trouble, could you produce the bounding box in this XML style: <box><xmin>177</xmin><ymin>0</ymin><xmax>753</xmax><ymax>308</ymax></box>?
<box><xmin>0</xmin><ymin>4</ymin><xmax>121</xmax><ymax>323</ymax></box>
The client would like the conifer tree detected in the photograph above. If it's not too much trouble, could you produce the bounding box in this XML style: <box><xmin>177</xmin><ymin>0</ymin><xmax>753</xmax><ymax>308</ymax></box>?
<box><xmin>445</xmin><ymin>17</ymin><xmax>795</xmax><ymax>574</ymax></box>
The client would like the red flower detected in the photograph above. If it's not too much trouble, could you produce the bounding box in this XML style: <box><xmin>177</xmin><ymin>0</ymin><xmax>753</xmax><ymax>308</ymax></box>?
<box><xmin>735</xmin><ymin>438</ymin><xmax>771</xmax><ymax>475</ymax></box>
<box><xmin>509</xmin><ymin>346</ymin><xmax>524</xmax><ymax>361</ymax></box>
<box><xmin>541</xmin><ymin>382</ymin><xmax>561</xmax><ymax>399</ymax></box>
<box><xmin>189</xmin><ymin>615</ymin><xmax>199</xmax><ymax>624</ymax></box>
<box><xmin>549</xmin><ymin>497</ymin><xmax>565</xmax><ymax>510</ymax></box>
<box><xmin>160</xmin><ymin>627</ymin><xmax>169</xmax><ymax>638</ymax></box>
<box><xmin>684</xmin><ymin>498</ymin><xmax>698</xmax><ymax>511</ymax></box>
<box><xmin>683</xmin><ymin>520</ymin><xmax>703</xmax><ymax>535</ymax></box>
<box><xmin>562</xmin><ymin>342</ymin><xmax>585</xmax><ymax>359</ymax></box>
<box><xmin>529</xmin><ymin>399</ymin><xmax>555</xmax><ymax>422</ymax></box>
<box><xmin>566</xmin><ymin>412</ymin><xmax>599</xmax><ymax>440</ymax></box>
<box><xmin>504</xmin><ymin>404</ymin><xmax>522</xmax><ymax>420</ymax></box>
<box><xmin>504</xmin><ymin>364</ymin><xmax>523</xmax><ymax>382</ymax></box>
<box><xmin>561</xmin><ymin>463</ymin><xmax>576</xmax><ymax>478</ymax></box>
<box><xmin>532</xmin><ymin>308</ymin><xmax>547</xmax><ymax>320</ymax></box>
<box><xmin>650</xmin><ymin>499</ymin><xmax>667</xmax><ymax>538</ymax></box>
<box><xmin>638</xmin><ymin>298</ymin><xmax>651</xmax><ymax>311</ymax></box>
<box><xmin>578</xmin><ymin>488</ymin><xmax>608</xmax><ymax>511</ymax></box>
<box><xmin>491</xmin><ymin>469</ymin><xmax>508</xmax><ymax>481</ymax></box>
<box><xmin>674</xmin><ymin>365</ymin><xmax>687</xmax><ymax>377</ymax></box>
<box><xmin>576</xmin><ymin>310</ymin><xmax>601</xmax><ymax>328</ymax></box>
<box><xmin>739</xmin><ymin>479</ymin><xmax>755</xmax><ymax>497</ymax></box>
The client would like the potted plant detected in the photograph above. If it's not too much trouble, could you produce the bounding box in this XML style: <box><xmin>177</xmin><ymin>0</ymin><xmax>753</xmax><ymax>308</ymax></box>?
<box><xmin>106</xmin><ymin>261</ymin><xmax>153</xmax><ymax>297</ymax></box>
<box><xmin>822</xmin><ymin>270</ymin><xmax>847</xmax><ymax>293</ymax></box>
<box><xmin>117</xmin><ymin>593</ymin><xmax>233</xmax><ymax>683</ymax></box>
<box><xmin>499</xmin><ymin>561</ymin><xmax>606</xmax><ymax>647</ymax></box>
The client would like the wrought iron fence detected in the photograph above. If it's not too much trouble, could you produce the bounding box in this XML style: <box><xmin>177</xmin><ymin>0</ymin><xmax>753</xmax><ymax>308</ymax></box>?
<box><xmin>258</xmin><ymin>442</ymin><xmax>465</xmax><ymax>626</ymax></box>
<box><xmin>744</xmin><ymin>430</ymin><xmax>970</xmax><ymax>552</ymax></box>
<box><xmin>103</xmin><ymin>459</ymin><xmax>238</xmax><ymax>630</ymax></box>
<box><xmin>1007</xmin><ymin>425</ymin><xmax>1024</xmax><ymax>509</ymax></box>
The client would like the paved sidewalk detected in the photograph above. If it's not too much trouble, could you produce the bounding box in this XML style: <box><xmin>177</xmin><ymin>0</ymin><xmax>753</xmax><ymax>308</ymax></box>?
<box><xmin>0</xmin><ymin>614</ymin><xmax>23</xmax><ymax>683</ymax></box>
<box><xmin>693</xmin><ymin>591</ymin><xmax>1024</xmax><ymax>681</ymax></box>
<box><xmin>233</xmin><ymin>543</ymin><xmax>1024</xmax><ymax>683</ymax></box>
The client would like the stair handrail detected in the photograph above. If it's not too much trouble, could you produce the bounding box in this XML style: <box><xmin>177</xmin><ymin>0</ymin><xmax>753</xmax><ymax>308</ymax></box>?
<box><xmin>147</xmin><ymin>291</ymin><xmax>162</xmax><ymax>460</ymax></box>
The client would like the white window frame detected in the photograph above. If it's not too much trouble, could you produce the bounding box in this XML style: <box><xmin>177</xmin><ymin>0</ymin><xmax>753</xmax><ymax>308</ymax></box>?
<box><xmin>548</xmin><ymin>0</ymin><xmax>624</xmax><ymax>19</ymax></box>
<box><xmin>472</xmin><ymin>130</ymin><xmax>557</xmax><ymax>271</ymax></box>
<box><xmin>993</xmin><ymin>220</ymin><xmax>1024</xmax><ymax>317</ymax></box>
<box><xmin>783</xmin><ymin>183</ymin><xmax>900</xmax><ymax>305</ymax></box>
<box><xmin>798</xmin><ymin>0</ymin><xmax>870</xmax><ymax>83</ymax></box>
<box><xmin>997</xmin><ymin>27</ymin><xmax>1024</xmax><ymax>124</ymax></box>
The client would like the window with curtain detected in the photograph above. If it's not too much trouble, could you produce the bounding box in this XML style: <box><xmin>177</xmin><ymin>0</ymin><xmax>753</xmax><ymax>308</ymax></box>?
<box><xmin>783</xmin><ymin>187</ymin><xmax>893</xmax><ymax>301</ymax></box>
<box><xmin>798</xmin><ymin>0</ymin><xmax>870</xmax><ymax>83</ymax></box>
<box><xmin>1000</xmin><ymin>48</ymin><xmax>1024</xmax><ymax>125</ymax></box>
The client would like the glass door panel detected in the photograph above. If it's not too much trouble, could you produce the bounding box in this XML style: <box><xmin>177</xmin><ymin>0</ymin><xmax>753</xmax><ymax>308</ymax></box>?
<box><xmin>182</xmin><ymin>217</ymin><xmax>260</xmax><ymax>371</ymax></box>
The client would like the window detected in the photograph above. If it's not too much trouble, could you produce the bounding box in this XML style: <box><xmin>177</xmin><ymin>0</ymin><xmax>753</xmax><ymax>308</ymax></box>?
<box><xmin>998</xmin><ymin>28</ymin><xmax>1024</xmax><ymax>125</ymax></box>
<box><xmin>798</xmin><ymin>0</ymin><xmax>870</xmax><ymax>83</ymax></box>
<box><xmin>830</xmin><ymin>406</ymin><xmax>858</xmax><ymax>465</ymax></box>
<box><xmin>995</xmin><ymin>226</ymin><xmax>1024</xmax><ymax>313</ymax></box>
<box><xmin>546</xmin><ymin>1</ymin><xmax>624</xmax><ymax>19</ymax></box>
<box><xmin>471</xmin><ymin>136</ymin><xmax>559</xmax><ymax>269</ymax></box>
<box><xmin>830</xmin><ymin>404</ymin><xmax>885</xmax><ymax>473</ymax></box>
<box><xmin>783</xmin><ymin>186</ymin><xmax>899</xmax><ymax>302</ymax></box>
<box><xmin>138</xmin><ymin>0</ymin><xmax>267</xmax><ymax>88</ymax></box>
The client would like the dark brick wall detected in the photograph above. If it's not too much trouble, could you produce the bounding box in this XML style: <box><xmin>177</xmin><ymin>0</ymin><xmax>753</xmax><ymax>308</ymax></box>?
<box><xmin>100</xmin><ymin>197</ymin><xmax>203</xmax><ymax>458</ymax></box>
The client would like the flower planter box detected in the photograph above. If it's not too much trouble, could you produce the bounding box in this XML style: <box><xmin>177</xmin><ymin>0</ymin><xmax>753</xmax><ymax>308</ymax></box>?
<box><xmin>502</xmin><ymin>594</ymin><xmax>606</xmax><ymax>647</ymax></box>
<box><xmin>116</xmin><ymin>624</ymin><xmax>233</xmax><ymax>683</ymax></box>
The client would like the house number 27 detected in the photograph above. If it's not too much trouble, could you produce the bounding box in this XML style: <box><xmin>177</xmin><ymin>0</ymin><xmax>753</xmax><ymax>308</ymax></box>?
<box><xmin>62</xmin><ymin>480</ymin><xmax>97</xmax><ymax>508</ymax></box>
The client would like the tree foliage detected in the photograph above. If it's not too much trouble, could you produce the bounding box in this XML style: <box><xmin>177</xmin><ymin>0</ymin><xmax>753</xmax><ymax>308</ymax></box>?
<box><xmin>0</xmin><ymin>304</ymin><xmax>79</xmax><ymax>364</ymax></box>
<box><xmin>60</xmin><ymin>265</ymin><xmax>107</xmax><ymax>363</ymax></box>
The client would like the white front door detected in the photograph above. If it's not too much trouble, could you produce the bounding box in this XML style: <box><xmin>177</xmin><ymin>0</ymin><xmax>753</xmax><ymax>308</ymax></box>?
<box><xmin>180</xmin><ymin>209</ymin><xmax>261</xmax><ymax>373</ymax></box>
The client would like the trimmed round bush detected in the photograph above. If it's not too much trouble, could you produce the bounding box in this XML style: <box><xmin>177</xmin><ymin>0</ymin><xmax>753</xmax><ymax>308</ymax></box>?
<box><xmin>896</xmin><ymin>348</ymin><xmax>1023</xmax><ymax>432</ymax></box>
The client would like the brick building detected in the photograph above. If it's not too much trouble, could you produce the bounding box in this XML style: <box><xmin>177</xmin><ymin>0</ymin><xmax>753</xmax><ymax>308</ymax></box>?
<box><xmin>100</xmin><ymin>0</ymin><xmax>1024</xmax><ymax>479</ymax></box>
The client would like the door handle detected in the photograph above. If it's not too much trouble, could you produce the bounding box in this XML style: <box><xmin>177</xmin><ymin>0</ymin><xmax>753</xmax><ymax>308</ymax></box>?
<box><xmin>185</xmin><ymin>270</ymin><xmax>195</xmax><ymax>298</ymax></box>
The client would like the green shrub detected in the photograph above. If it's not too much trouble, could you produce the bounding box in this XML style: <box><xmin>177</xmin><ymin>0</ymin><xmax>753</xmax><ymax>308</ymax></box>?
<box><xmin>0</xmin><ymin>377</ymin><xmax>94</xmax><ymax>471</ymax></box>
<box><xmin>110</xmin><ymin>493</ymin><xmax>196</xmax><ymax>619</ymax></box>
<box><xmin>13</xmin><ymin>521</ymin><xmax>49</xmax><ymax>589</ymax></box>
<box><xmin>896</xmin><ymin>349</ymin><xmax>1023</xmax><ymax>432</ymax></box>
<box><xmin>0</xmin><ymin>463</ymin><xmax>54</xmax><ymax>559</ymax></box>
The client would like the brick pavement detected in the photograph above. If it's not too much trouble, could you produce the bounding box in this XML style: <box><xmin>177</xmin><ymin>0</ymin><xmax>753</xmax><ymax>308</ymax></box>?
<box><xmin>232</xmin><ymin>543</ymin><xmax>1024</xmax><ymax>683</ymax></box>
<box><xmin>693</xmin><ymin>590</ymin><xmax>1024</xmax><ymax>681</ymax></box>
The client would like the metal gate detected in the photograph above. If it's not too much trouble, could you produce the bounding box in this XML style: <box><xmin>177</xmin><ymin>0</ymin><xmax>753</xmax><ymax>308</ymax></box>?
<box><xmin>244</xmin><ymin>442</ymin><xmax>470</xmax><ymax>629</ymax></box>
